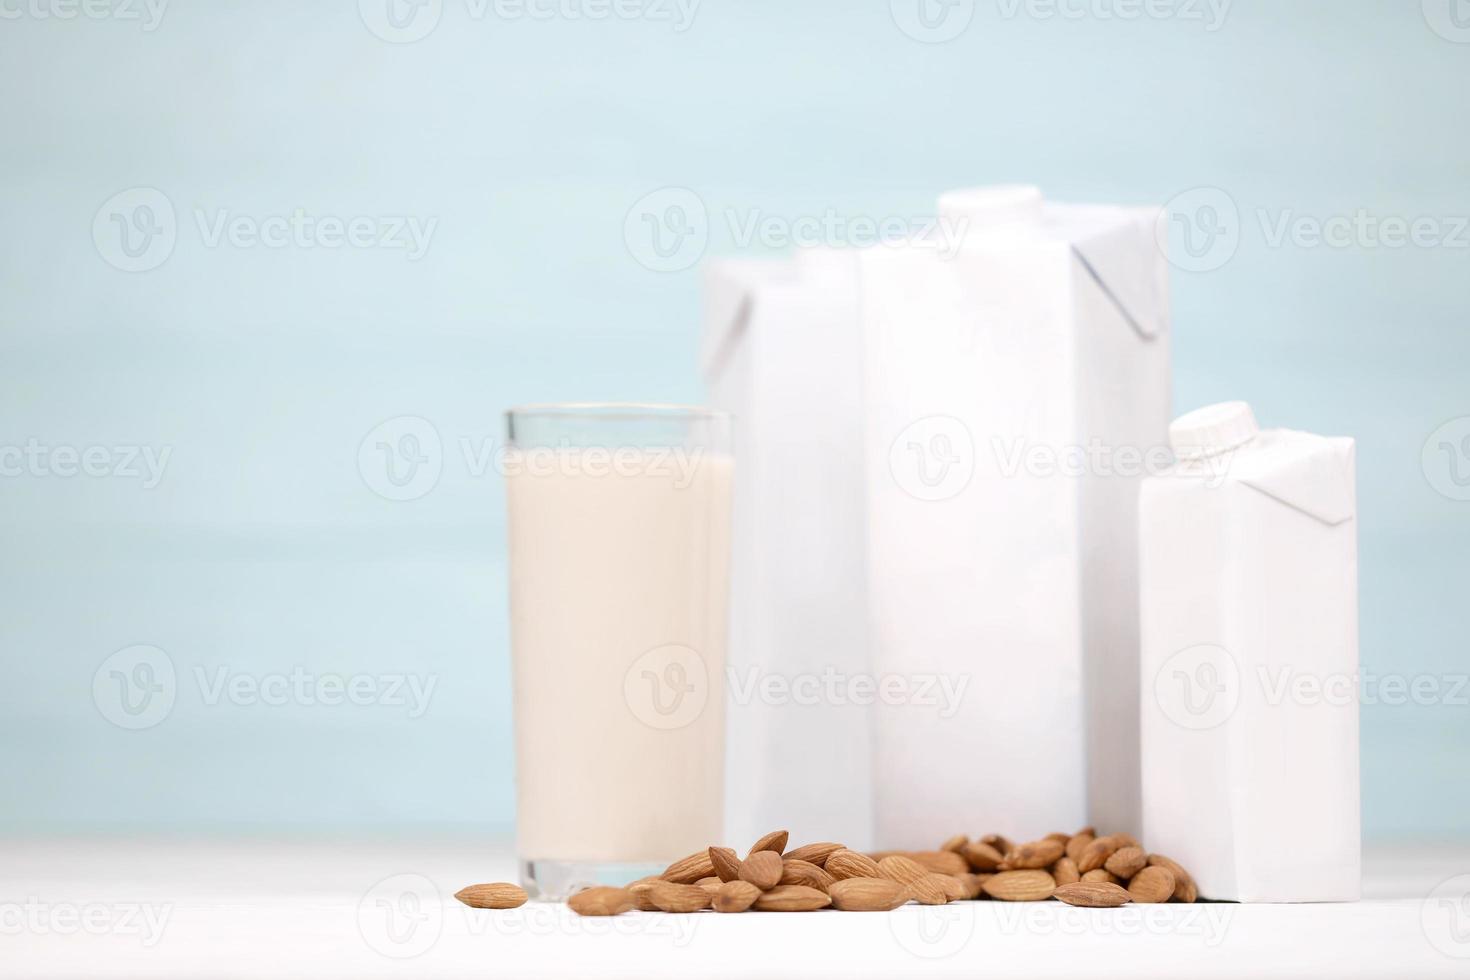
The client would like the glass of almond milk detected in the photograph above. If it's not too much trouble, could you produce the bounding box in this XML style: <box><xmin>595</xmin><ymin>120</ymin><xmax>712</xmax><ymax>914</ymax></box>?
<box><xmin>504</xmin><ymin>404</ymin><xmax>733</xmax><ymax>899</ymax></box>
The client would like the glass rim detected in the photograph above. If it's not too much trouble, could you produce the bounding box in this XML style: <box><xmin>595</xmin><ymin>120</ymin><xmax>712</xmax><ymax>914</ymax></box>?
<box><xmin>505</xmin><ymin>402</ymin><xmax>730</xmax><ymax>422</ymax></box>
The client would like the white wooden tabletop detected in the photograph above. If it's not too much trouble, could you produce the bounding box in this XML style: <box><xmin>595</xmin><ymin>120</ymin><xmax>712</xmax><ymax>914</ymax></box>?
<box><xmin>4</xmin><ymin>838</ymin><xmax>1467</xmax><ymax>978</ymax></box>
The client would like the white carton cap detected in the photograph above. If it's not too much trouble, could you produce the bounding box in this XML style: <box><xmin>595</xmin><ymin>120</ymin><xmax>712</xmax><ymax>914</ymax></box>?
<box><xmin>938</xmin><ymin>185</ymin><xmax>1044</xmax><ymax>229</ymax></box>
<box><xmin>1170</xmin><ymin>401</ymin><xmax>1260</xmax><ymax>460</ymax></box>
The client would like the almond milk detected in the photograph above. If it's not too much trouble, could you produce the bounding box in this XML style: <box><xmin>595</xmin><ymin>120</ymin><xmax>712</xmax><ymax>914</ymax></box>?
<box><xmin>506</xmin><ymin>442</ymin><xmax>733</xmax><ymax>891</ymax></box>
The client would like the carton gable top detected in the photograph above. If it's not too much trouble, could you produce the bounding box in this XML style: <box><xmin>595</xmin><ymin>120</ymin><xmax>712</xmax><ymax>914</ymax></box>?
<box><xmin>1234</xmin><ymin>432</ymin><xmax>1357</xmax><ymax>527</ymax></box>
<box><xmin>700</xmin><ymin>191</ymin><xmax>1169</xmax><ymax>379</ymax></box>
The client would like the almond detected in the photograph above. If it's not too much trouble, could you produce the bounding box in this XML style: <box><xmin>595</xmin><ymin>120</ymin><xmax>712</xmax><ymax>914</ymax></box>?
<box><xmin>940</xmin><ymin>834</ymin><xmax>970</xmax><ymax>853</ymax></box>
<box><xmin>1146</xmin><ymin>854</ymin><xmax>1198</xmax><ymax>903</ymax></box>
<box><xmin>1006</xmin><ymin>839</ymin><xmax>1065</xmax><ymax>870</ymax></box>
<box><xmin>961</xmin><ymin>841</ymin><xmax>1005</xmax><ymax>872</ymax></box>
<box><xmin>780</xmin><ymin>859</ymin><xmax>835</xmax><ymax>892</ymax></box>
<box><xmin>712</xmin><ymin>879</ymin><xmax>762</xmax><ymax>913</ymax></box>
<box><xmin>454</xmin><ymin>883</ymin><xmax>527</xmax><ymax>909</ymax></box>
<box><xmin>1054</xmin><ymin>881</ymin><xmax>1131</xmax><ymax>908</ymax></box>
<box><xmin>567</xmin><ymin>886</ymin><xmax>634</xmax><ymax>916</ymax></box>
<box><xmin>647</xmin><ymin>881</ymin><xmax>711</xmax><ymax>913</ymax></box>
<box><xmin>739</xmin><ymin>850</ymin><xmax>783</xmax><ymax>890</ymax></box>
<box><xmin>783</xmin><ymin>842</ymin><xmax>844</xmax><ymax>867</ymax></box>
<box><xmin>905</xmin><ymin>875</ymin><xmax>951</xmax><ymax>905</ymax></box>
<box><xmin>696</xmin><ymin>876</ymin><xmax>724</xmax><ymax>898</ymax></box>
<box><xmin>753</xmin><ymin>884</ymin><xmax>831</xmax><ymax>911</ymax></box>
<box><xmin>829</xmin><ymin>877</ymin><xmax>909</xmax><ymax>911</ymax></box>
<box><xmin>981</xmin><ymin>870</ymin><xmax>1055</xmax><ymax>902</ymax></box>
<box><xmin>747</xmin><ymin>829</ymin><xmax>789</xmax><ymax>858</ymax></box>
<box><xmin>931</xmin><ymin>874</ymin><xmax>967</xmax><ymax>903</ymax></box>
<box><xmin>1081</xmin><ymin>869</ymin><xmax>1121</xmax><ymax>885</ymax></box>
<box><xmin>1065</xmin><ymin>832</ymin><xmax>1095</xmax><ymax>862</ymax></box>
<box><xmin>954</xmin><ymin>872</ymin><xmax>987</xmax><ymax>899</ymax></box>
<box><xmin>981</xmin><ymin>834</ymin><xmax>1014</xmax><ymax>857</ymax></box>
<box><xmin>1052</xmin><ymin>857</ymin><xmax>1080</xmax><ymax>886</ymax></box>
<box><xmin>1073</xmin><ymin>825</ymin><xmax>1096</xmax><ymax>838</ymax></box>
<box><xmin>1104</xmin><ymin>846</ymin><xmax>1147</xmax><ymax>879</ymax></box>
<box><xmin>1044</xmin><ymin>832</ymin><xmax>1072</xmax><ymax>844</ymax></box>
<box><xmin>709</xmin><ymin>846</ymin><xmax>742</xmax><ymax>882</ymax></box>
<box><xmin>1128</xmin><ymin>866</ymin><xmax>1176</xmax><ymax>904</ymax></box>
<box><xmin>661</xmin><ymin>850</ymin><xmax>715</xmax><ymax>884</ymax></box>
<box><xmin>825</xmin><ymin>849</ymin><xmax>883</xmax><ymax>880</ymax></box>
<box><xmin>876</xmin><ymin>855</ymin><xmax>929</xmax><ymax>887</ymax></box>
<box><xmin>1112</xmin><ymin>832</ymin><xmax>1141</xmax><ymax>849</ymax></box>
<box><xmin>627</xmin><ymin>876</ymin><xmax>663</xmax><ymax>911</ymax></box>
<box><xmin>1076</xmin><ymin>837</ymin><xmax>1122</xmax><ymax>873</ymax></box>
<box><xmin>909</xmin><ymin>850</ymin><xmax>970</xmax><ymax>876</ymax></box>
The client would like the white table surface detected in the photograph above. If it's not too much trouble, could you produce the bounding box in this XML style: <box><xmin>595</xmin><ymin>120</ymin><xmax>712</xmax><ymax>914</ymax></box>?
<box><xmin>4</xmin><ymin>838</ymin><xmax>1468</xmax><ymax>978</ymax></box>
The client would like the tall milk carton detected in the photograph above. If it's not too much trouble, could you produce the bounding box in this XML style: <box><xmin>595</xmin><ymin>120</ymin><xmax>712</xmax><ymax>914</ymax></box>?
<box><xmin>861</xmin><ymin>185</ymin><xmax>1171</xmax><ymax>846</ymax></box>
<box><xmin>1139</xmin><ymin>402</ymin><xmax>1360</xmax><ymax>902</ymax></box>
<box><xmin>701</xmin><ymin>249</ymin><xmax>875</xmax><ymax>851</ymax></box>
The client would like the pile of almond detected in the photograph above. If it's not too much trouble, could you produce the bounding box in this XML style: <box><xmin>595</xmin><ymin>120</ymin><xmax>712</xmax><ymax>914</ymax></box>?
<box><xmin>455</xmin><ymin>827</ymin><xmax>1199</xmax><ymax>915</ymax></box>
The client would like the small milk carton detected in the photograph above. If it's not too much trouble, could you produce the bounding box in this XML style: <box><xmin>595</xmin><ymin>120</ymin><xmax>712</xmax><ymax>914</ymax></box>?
<box><xmin>701</xmin><ymin>249</ymin><xmax>876</xmax><ymax>851</ymax></box>
<box><xmin>860</xmin><ymin>185</ymin><xmax>1171</xmax><ymax>846</ymax></box>
<box><xmin>1139</xmin><ymin>402</ymin><xmax>1360</xmax><ymax>902</ymax></box>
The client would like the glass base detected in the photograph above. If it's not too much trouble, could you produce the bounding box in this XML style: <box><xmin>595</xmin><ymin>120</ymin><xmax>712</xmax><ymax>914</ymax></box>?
<box><xmin>520</xmin><ymin>858</ymin><xmax>667</xmax><ymax>902</ymax></box>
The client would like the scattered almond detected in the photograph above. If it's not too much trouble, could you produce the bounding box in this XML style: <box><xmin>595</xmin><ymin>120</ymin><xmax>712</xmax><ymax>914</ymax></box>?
<box><xmin>555</xmin><ymin>827</ymin><xmax>1198</xmax><ymax>919</ymax></box>
<box><xmin>1104</xmin><ymin>845</ymin><xmax>1147</xmax><ymax>879</ymax></box>
<box><xmin>961</xmin><ymin>841</ymin><xmax>1005</xmax><ymax>872</ymax></box>
<box><xmin>981</xmin><ymin>834</ymin><xmax>1014</xmax><ymax>857</ymax></box>
<box><xmin>712</xmin><ymin>879</ymin><xmax>762</xmax><ymax>913</ymax></box>
<box><xmin>709</xmin><ymin>846</ymin><xmax>742</xmax><ymax>882</ymax></box>
<box><xmin>627</xmin><ymin>877</ymin><xmax>662</xmax><ymax>911</ymax></box>
<box><xmin>647</xmin><ymin>881</ymin><xmax>712</xmax><ymax>913</ymax></box>
<box><xmin>931</xmin><ymin>874</ymin><xmax>968</xmax><ymax>903</ymax></box>
<box><xmin>905</xmin><ymin>875</ymin><xmax>951</xmax><ymax>905</ymax></box>
<box><xmin>739</xmin><ymin>850</ymin><xmax>783</xmax><ymax>890</ymax></box>
<box><xmin>1147</xmin><ymin>854</ymin><xmax>1198</xmax><ymax>903</ymax></box>
<box><xmin>982</xmin><ymin>870</ymin><xmax>1056</xmax><ymax>902</ymax></box>
<box><xmin>454</xmin><ymin>883</ymin><xmax>527</xmax><ymax>909</ymax></box>
<box><xmin>784</xmin><ymin>842</ymin><xmax>844</xmax><ymax>867</ymax></box>
<box><xmin>876</xmin><ymin>855</ymin><xmax>929</xmax><ymax>887</ymax></box>
<box><xmin>1054</xmin><ymin>881</ymin><xmax>1131</xmax><ymax>908</ymax></box>
<box><xmin>780</xmin><ymin>859</ymin><xmax>835</xmax><ymax>892</ymax></box>
<box><xmin>1076</xmin><ymin>837</ymin><xmax>1122</xmax><ymax>874</ymax></box>
<box><xmin>753</xmin><ymin>885</ymin><xmax>832</xmax><ymax>911</ymax></box>
<box><xmin>1128</xmin><ymin>866</ymin><xmax>1176</xmax><ymax>904</ymax></box>
<box><xmin>954</xmin><ymin>872</ymin><xmax>987</xmax><ymax>899</ymax></box>
<box><xmin>747</xmin><ymin>830</ymin><xmax>789</xmax><ymax>858</ymax></box>
<box><xmin>829</xmin><ymin>877</ymin><xmax>909</xmax><ymax>912</ymax></box>
<box><xmin>825</xmin><ymin>849</ymin><xmax>882</xmax><ymax>880</ymax></box>
<box><xmin>1006</xmin><ymin>839</ymin><xmax>1065</xmax><ymax>870</ymax></box>
<box><xmin>567</xmin><ymin>886</ymin><xmax>634</xmax><ymax>916</ymax></box>
<box><xmin>661</xmin><ymin>850</ymin><xmax>715</xmax><ymax>884</ymax></box>
<box><xmin>909</xmin><ymin>850</ymin><xmax>969</xmax><ymax>876</ymax></box>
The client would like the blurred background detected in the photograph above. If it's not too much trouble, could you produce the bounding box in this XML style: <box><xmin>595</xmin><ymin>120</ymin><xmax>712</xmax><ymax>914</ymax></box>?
<box><xmin>1</xmin><ymin>0</ymin><xmax>1466</xmax><ymax>843</ymax></box>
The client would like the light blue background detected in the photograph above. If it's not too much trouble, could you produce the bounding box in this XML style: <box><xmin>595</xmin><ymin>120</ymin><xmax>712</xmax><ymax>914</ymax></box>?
<box><xmin>1</xmin><ymin>0</ymin><xmax>1466</xmax><ymax>840</ymax></box>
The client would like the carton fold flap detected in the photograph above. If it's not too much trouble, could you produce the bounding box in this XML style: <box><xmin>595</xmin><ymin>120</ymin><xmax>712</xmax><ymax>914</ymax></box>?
<box><xmin>1237</xmin><ymin>436</ymin><xmax>1357</xmax><ymax>526</ymax></box>
<box><xmin>1069</xmin><ymin>210</ymin><xmax>1165</xmax><ymax>341</ymax></box>
<box><xmin>701</xmin><ymin>262</ymin><xmax>762</xmax><ymax>380</ymax></box>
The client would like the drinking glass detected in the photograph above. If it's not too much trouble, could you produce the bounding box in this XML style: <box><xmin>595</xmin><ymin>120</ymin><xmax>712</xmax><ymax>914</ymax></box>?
<box><xmin>504</xmin><ymin>403</ymin><xmax>733</xmax><ymax>899</ymax></box>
